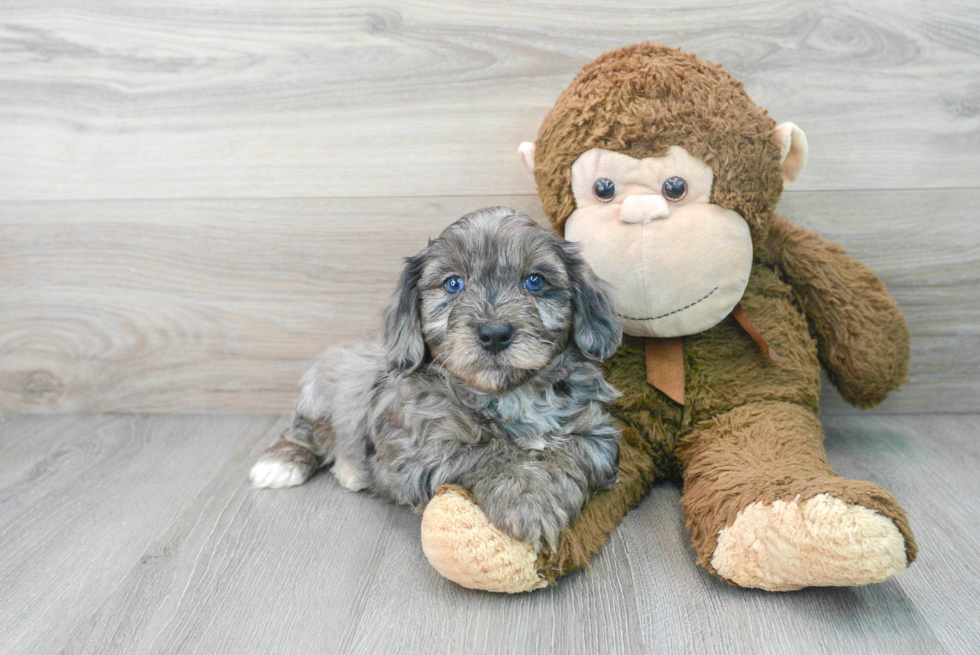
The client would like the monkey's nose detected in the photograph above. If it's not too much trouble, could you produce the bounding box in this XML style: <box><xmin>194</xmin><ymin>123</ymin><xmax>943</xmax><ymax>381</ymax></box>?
<box><xmin>619</xmin><ymin>195</ymin><xmax>669</xmax><ymax>224</ymax></box>
<box><xmin>477</xmin><ymin>320</ymin><xmax>514</xmax><ymax>354</ymax></box>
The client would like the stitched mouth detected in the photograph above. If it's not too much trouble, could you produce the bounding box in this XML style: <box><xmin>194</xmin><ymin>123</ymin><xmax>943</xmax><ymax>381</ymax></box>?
<box><xmin>621</xmin><ymin>216</ymin><xmax>666</xmax><ymax>226</ymax></box>
<box><xmin>614</xmin><ymin>287</ymin><xmax>719</xmax><ymax>322</ymax></box>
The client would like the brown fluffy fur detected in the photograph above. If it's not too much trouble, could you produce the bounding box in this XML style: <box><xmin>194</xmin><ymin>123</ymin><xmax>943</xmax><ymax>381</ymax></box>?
<box><xmin>525</xmin><ymin>43</ymin><xmax>915</xmax><ymax>585</ymax></box>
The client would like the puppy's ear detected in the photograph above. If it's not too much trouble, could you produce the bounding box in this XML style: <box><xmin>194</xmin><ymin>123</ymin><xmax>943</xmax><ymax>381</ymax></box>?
<box><xmin>559</xmin><ymin>242</ymin><xmax>622</xmax><ymax>361</ymax></box>
<box><xmin>382</xmin><ymin>252</ymin><xmax>427</xmax><ymax>373</ymax></box>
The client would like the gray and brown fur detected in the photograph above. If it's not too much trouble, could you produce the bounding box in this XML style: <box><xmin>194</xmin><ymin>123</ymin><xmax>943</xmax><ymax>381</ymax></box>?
<box><xmin>249</xmin><ymin>207</ymin><xmax>623</xmax><ymax>550</ymax></box>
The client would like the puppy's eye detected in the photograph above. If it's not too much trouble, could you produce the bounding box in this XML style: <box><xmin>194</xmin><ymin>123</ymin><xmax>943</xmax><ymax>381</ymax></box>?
<box><xmin>592</xmin><ymin>177</ymin><xmax>616</xmax><ymax>202</ymax></box>
<box><xmin>662</xmin><ymin>176</ymin><xmax>688</xmax><ymax>201</ymax></box>
<box><xmin>444</xmin><ymin>276</ymin><xmax>465</xmax><ymax>294</ymax></box>
<box><xmin>523</xmin><ymin>274</ymin><xmax>545</xmax><ymax>292</ymax></box>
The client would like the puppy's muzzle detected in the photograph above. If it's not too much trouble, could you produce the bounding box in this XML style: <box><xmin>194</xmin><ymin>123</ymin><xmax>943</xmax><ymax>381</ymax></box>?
<box><xmin>477</xmin><ymin>320</ymin><xmax>514</xmax><ymax>354</ymax></box>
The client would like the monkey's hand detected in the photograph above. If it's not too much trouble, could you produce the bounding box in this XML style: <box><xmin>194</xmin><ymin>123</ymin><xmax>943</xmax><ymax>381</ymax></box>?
<box><xmin>420</xmin><ymin>485</ymin><xmax>548</xmax><ymax>593</ymax></box>
<box><xmin>763</xmin><ymin>214</ymin><xmax>910</xmax><ymax>408</ymax></box>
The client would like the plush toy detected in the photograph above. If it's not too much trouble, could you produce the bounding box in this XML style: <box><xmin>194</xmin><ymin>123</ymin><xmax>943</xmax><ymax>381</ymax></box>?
<box><xmin>420</xmin><ymin>43</ymin><xmax>915</xmax><ymax>593</ymax></box>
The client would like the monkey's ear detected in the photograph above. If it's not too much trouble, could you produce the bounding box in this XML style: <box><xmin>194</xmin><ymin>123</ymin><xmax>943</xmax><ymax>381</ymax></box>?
<box><xmin>518</xmin><ymin>142</ymin><xmax>537</xmax><ymax>176</ymax></box>
<box><xmin>382</xmin><ymin>252</ymin><xmax>427</xmax><ymax>374</ymax></box>
<box><xmin>775</xmin><ymin>122</ymin><xmax>808</xmax><ymax>186</ymax></box>
<box><xmin>560</xmin><ymin>242</ymin><xmax>623</xmax><ymax>362</ymax></box>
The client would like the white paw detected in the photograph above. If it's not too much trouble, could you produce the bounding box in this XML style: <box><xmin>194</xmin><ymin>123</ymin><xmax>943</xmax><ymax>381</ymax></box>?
<box><xmin>249</xmin><ymin>457</ymin><xmax>309</xmax><ymax>489</ymax></box>
<box><xmin>331</xmin><ymin>458</ymin><xmax>369</xmax><ymax>492</ymax></box>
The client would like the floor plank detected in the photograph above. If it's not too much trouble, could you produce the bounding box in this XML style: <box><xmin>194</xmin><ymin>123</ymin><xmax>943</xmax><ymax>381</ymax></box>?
<box><xmin>0</xmin><ymin>413</ymin><xmax>976</xmax><ymax>654</ymax></box>
<box><xmin>336</xmin><ymin>505</ymin><xmax>649</xmax><ymax>655</ymax></box>
<box><xmin>0</xmin><ymin>413</ymin><xmax>282</xmax><ymax>655</ymax></box>
<box><xmin>2</xmin><ymin>190</ymin><xmax>976</xmax><ymax>414</ymax></box>
<box><xmin>824</xmin><ymin>414</ymin><xmax>980</xmax><ymax>655</ymax></box>
<box><xmin>1</xmin><ymin>0</ymin><xmax>978</xmax><ymax>200</ymax></box>
<box><xmin>60</xmin><ymin>418</ymin><xmax>416</xmax><ymax>654</ymax></box>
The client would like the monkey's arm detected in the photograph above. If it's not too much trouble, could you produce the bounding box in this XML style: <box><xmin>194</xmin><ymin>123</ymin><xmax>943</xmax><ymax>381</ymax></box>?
<box><xmin>762</xmin><ymin>214</ymin><xmax>910</xmax><ymax>408</ymax></box>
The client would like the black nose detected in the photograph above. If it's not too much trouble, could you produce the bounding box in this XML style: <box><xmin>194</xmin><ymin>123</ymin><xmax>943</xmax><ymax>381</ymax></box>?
<box><xmin>477</xmin><ymin>320</ymin><xmax>514</xmax><ymax>354</ymax></box>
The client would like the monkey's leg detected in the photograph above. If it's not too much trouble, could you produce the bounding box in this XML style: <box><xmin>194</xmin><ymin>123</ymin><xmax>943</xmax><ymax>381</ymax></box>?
<box><xmin>421</xmin><ymin>422</ymin><xmax>663</xmax><ymax>592</ymax></box>
<box><xmin>679</xmin><ymin>401</ymin><xmax>916</xmax><ymax>591</ymax></box>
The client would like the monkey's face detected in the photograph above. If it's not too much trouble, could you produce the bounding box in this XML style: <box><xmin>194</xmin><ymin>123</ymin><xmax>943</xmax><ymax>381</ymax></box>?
<box><xmin>564</xmin><ymin>146</ymin><xmax>753</xmax><ymax>338</ymax></box>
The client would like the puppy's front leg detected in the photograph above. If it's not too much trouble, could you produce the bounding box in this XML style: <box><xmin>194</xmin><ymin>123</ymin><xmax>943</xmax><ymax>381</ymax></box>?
<box><xmin>464</xmin><ymin>444</ymin><xmax>590</xmax><ymax>552</ymax></box>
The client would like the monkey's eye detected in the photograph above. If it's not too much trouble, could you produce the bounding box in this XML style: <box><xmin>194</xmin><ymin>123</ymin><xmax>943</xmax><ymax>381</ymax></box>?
<box><xmin>592</xmin><ymin>177</ymin><xmax>617</xmax><ymax>202</ymax></box>
<box><xmin>523</xmin><ymin>274</ymin><xmax>545</xmax><ymax>293</ymax></box>
<box><xmin>444</xmin><ymin>276</ymin><xmax>465</xmax><ymax>294</ymax></box>
<box><xmin>662</xmin><ymin>176</ymin><xmax>688</xmax><ymax>201</ymax></box>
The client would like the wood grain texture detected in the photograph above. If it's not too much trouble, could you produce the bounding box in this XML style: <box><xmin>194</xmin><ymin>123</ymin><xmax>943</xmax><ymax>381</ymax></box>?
<box><xmin>0</xmin><ymin>413</ymin><xmax>974</xmax><ymax>654</ymax></box>
<box><xmin>0</xmin><ymin>413</ymin><xmax>283</xmax><ymax>655</ymax></box>
<box><xmin>0</xmin><ymin>0</ymin><xmax>978</xmax><ymax>201</ymax></box>
<box><xmin>1</xmin><ymin>191</ymin><xmax>976</xmax><ymax>413</ymax></box>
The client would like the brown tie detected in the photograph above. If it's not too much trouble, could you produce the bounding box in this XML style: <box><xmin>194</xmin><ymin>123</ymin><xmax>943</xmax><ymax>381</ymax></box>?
<box><xmin>644</xmin><ymin>337</ymin><xmax>685</xmax><ymax>405</ymax></box>
<box><xmin>643</xmin><ymin>303</ymin><xmax>781</xmax><ymax>405</ymax></box>
<box><xmin>730</xmin><ymin>303</ymin><xmax>784</xmax><ymax>364</ymax></box>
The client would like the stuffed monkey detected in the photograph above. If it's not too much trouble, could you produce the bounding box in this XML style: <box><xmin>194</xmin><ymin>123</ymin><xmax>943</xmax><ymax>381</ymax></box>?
<box><xmin>420</xmin><ymin>43</ymin><xmax>915</xmax><ymax>593</ymax></box>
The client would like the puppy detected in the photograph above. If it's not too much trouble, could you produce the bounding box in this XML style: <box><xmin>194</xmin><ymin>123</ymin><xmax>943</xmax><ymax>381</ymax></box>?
<box><xmin>249</xmin><ymin>207</ymin><xmax>623</xmax><ymax>550</ymax></box>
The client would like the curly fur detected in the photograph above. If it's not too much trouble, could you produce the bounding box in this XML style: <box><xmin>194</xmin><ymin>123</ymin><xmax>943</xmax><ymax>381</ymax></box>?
<box><xmin>249</xmin><ymin>207</ymin><xmax>623</xmax><ymax>551</ymax></box>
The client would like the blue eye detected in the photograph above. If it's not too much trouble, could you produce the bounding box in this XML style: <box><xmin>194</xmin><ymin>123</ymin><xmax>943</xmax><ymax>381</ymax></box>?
<box><xmin>444</xmin><ymin>276</ymin><xmax>465</xmax><ymax>294</ymax></box>
<box><xmin>523</xmin><ymin>274</ymin><xmax>544</xmax><ymax>292</ymax></box>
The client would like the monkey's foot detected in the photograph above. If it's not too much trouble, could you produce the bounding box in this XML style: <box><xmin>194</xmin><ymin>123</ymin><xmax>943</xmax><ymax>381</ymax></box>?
<box><xmin>421</xmin><ymin>485</ymin><xmax>548</xmax><ymax>593</ymax></box>
<box><xmin>711</xmin><ymin>493</ymin><xmax>907</xmax><ymax>591</ymax></box>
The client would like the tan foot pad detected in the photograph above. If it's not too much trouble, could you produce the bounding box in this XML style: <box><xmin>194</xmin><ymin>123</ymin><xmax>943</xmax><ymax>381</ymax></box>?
<box><xmin>712</xmin><ymin>493</ymin><xmax>907</xmax><ymax>591</ymax></box>
<box><xmin>421</xmin><ymin>485</ymin><xmax>547</xmax><ymax>593</ymax></box>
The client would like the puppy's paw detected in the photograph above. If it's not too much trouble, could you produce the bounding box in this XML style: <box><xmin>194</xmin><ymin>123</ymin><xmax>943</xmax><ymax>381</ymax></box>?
<box><xmin>421</xmin><ymin>485</ymin><xmax>547</xmax><ymax>593</ymax></box>
<box><xmin>249</xmin><ymin>457</ymin><xmax>312</xmax><ymax>489</ymax></box>
<box><xmin>331</xmin><ymin>458</ymin><xmax>369</xmax><ymax>492</ymax></box>
<box><xmin>489</xmin><ymin>505</ymin><xmax>563</xmax><ymax>552</ymax></box>
<box><xmin>478</xmin><ymin>481</ymin><xmax>584</xmax><ymax>552</ymax></box>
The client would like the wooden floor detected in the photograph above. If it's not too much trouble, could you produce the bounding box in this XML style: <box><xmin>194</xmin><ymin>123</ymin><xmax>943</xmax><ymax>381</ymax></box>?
<box><xmin>0</xmin><ymin>412</ymin><xmax>976</xmax><ymax>655</ymax></box>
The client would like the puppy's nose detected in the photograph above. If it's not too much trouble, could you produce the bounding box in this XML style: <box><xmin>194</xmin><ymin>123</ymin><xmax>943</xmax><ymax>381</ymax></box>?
<box><xmin>477</xmin><ymin>320</ymin><xmax>514</xmax><ymax>354</ymax></box>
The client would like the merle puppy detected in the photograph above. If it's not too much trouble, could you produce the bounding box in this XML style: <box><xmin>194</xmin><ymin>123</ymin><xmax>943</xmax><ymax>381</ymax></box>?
<box><xmin>249</xmin><ymin>207</ymin><xmax>623</xmax><ymax>550</ymax></box>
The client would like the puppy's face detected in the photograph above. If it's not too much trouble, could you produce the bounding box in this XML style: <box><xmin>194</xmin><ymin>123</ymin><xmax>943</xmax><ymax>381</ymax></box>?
<box><xmin>383</xmin><ymin>207</ymin><xmax>622</xmax><ymax>394</ymax></box>
<box><xmin>418</xmin><ymin>214</ymin><xmax>573</xmax><ymax>392</ymax></box>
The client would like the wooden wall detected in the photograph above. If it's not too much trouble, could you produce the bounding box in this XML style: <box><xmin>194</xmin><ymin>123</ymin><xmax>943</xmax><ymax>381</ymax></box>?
<box><xmin>1</xmin><ymin>0</ymin><xmax>977</xmax><ymax>413</ymax></box>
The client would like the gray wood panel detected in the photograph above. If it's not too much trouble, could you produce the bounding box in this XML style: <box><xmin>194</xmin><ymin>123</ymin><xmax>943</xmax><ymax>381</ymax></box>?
<box><xmin>0</xmin><ymin>413</ymin><xmax>975</xmax><ymax>654</ymax></box>
<box><xmin>0</xmin><ymin>0</ymin><xmax>978</xmax><ymax>201</ymax></box>
<box><xmin>2</xmin><ymin>191</ymin><xmax>976</xmax><ymax>414</ymax></box>
<box><xmin>0</xmin><ymin>413</ymin><xmax>283</xmax><ymax>655</ymax></box>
